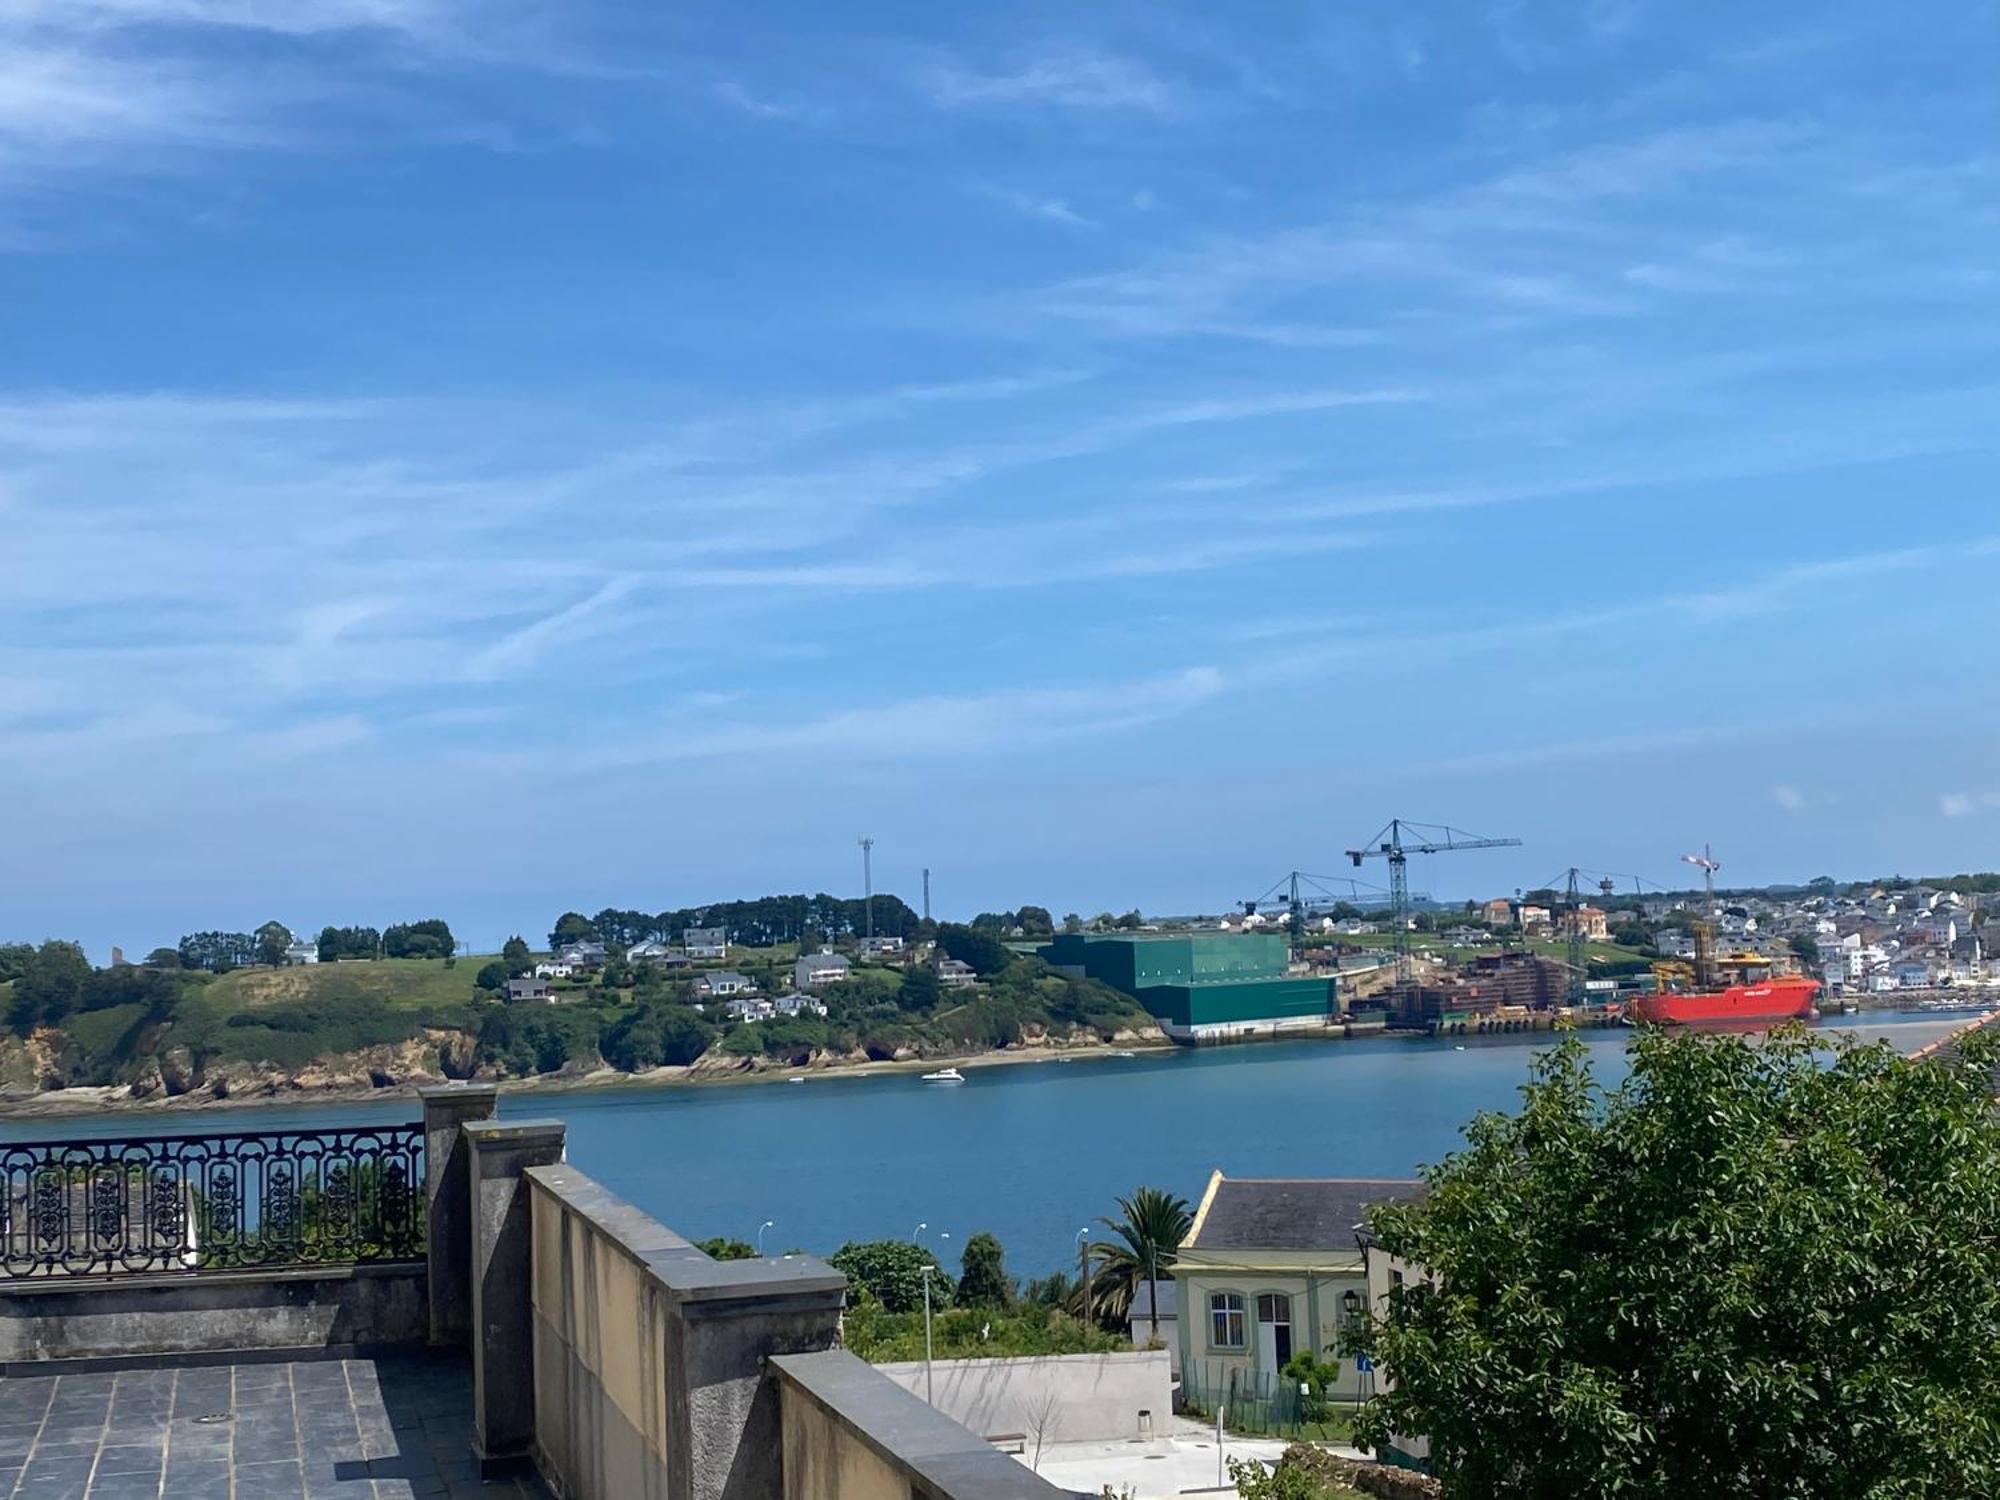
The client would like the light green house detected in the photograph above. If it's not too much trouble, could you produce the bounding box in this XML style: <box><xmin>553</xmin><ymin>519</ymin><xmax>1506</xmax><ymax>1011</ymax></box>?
<box><xmin>1173</xmin><ymin>1171</ymin><xmax>1424</xmax><ymax>1412</ymax></box>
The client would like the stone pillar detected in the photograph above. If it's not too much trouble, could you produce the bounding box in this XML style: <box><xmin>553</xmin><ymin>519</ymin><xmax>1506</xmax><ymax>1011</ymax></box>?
<box><xmin>465</xmin><ymin>1118</ymin><xmax>566</xmax><ymax>1478</ymax></box>
<box><xmin>419</xmin><ymin>1083</ymin><xmax>498</xmax><ymax>1348</ymax></box>
<box><xmin>659</xmin><ymin>1257</ymin><xmax>847</xmax><ymax>1500</ymax></box>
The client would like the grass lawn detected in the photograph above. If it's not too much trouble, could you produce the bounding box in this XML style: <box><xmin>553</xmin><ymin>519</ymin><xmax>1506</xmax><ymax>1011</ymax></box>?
<box><xmin>205</xmin><ymin>958</ymin><xmax>482</xmax><ymax>1013</ymax></box>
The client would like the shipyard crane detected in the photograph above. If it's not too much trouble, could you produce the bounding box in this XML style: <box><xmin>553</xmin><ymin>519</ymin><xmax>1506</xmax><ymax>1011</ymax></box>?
<box><xmin>1240</xmin><ymin>871</ymin><xmax>1424</xmax><ymax>957</ymax></box>
<box><xmin>1681</xmin><ymin>844</ymin><xmax>1723</xmax><ymax>988</ymax></box>
<box><xmin>1346</xmin><ymin>820</ymin><xmax>1523</xmax><ymax>989</ymax></box>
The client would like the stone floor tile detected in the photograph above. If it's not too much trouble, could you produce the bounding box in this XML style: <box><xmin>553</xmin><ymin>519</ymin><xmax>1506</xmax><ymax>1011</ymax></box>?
<box><xmin>85</xmin><ymin>1442</ymin><xmax>162</xmax><ymax>1476</ymax></box>
<box><xmin>236</xmin><ymin>1458</ymin><xmax>309</xmax><ymax>1498</ymax></box>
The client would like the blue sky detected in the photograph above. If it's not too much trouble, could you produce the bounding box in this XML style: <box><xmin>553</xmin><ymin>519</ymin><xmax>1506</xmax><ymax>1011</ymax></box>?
<box><xmin>2</xmin><ymin>1</ymin><xmax>1996</xmax><ymax>955</ymax></box>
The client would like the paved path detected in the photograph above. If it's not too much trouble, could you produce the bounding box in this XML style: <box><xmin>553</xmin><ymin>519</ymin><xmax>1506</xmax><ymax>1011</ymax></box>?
<box><xmin>1023</xmin><ymin>1419</ymin><xmax>1370</xmax><ymax>1499</ymax></box>
<box><xmin>0</xmin><ymin>1356</ymin><xmax>547</xmax><ymax>1500</ymax></box>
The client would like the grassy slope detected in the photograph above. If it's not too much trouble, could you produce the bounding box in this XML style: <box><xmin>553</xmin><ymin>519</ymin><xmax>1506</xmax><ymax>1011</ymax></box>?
<box><xmin>205</xmin><ymin>958</ymin><xmax>483</xmax><ymax>1013</ymax></box>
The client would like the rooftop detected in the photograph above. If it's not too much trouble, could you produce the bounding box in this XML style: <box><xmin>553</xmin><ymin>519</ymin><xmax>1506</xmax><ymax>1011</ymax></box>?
<box><xmin>1184</xmin><ymin>1171</ymin><xmax>1426</xmax><ymax>1253</ymax></box>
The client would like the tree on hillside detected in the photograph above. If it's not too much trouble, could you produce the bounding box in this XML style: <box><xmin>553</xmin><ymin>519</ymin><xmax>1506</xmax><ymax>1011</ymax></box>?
<box><xmin>696</xmin><ymin>1237</ymin><xmax>757</xmax><ymax>1261</ymax></box>
<box><xmin>317</xmin><ymin>925</ymin><xmax>381</xmax><ymax>962</ymax></box>
<box><xmin>0</xmin><ymin>942</ymin><xmax>36</xmax><ymax>983</ymax></box>
<box><xmin>1014</xmin><ymin>906</ymin><xmax>1055</xmax><ymax>939</ymax></box>
<box><xmin>143</xmin><ymin>947</ymin><xmax>182</xmax><ymax>969</ymax></box>
<box><xmin>1087</xmin><ymin>1187</ymin><xmax>1193</xmax><ymax>1330</ymax></box>
<box><xmin>475</xmin><ymin>961</ymin><xmax>509</xmax><ymax>992</ymax></box>
<box><xmin>1789</xmin><ymin>933</ymin><xmax>1822</xmax><ymax>965</ymax></box>
<box><xmin>254</xmin><ymin>921</ymin><xmax>294</xmax><ymax>968</ymax></box>
<box><xmin>6</xmin><ymin>940</ymin><xmax>92</xmax><ymax>1032</ymax></box>
<box><xmin>1061</xmin><ymin>913</ymin><xmax>1083</xmax><ymax>934</ymax></box>
<box><xmin>549</xmin><ymin>912</ymin><xmax>599</xmax><ymax>951</ymax></box>
<box><xmin>957</xmin><ymin>1231</ymin><xmax>1014</xmax><ymax>1309</ymax></box>
<box><xmin>936</xmin><ymin>923</ymin><xmax>1014</xmax><ymax>977</ymax></box>
<box><xmin>178</xmin><ymin>931</ymin><xmax>257</xmax><ymax>973</ymax></box>
<box><xmin>1114</xmin><ymin>909</ymin><xmax>1144</xmax><ymax>930</ymax></box>
<box><xmin>829</xmin><ymin>1241</ymin><xmax>953</xmax><ymax>1314</ymax></box>
<box><xmin>383</xmin><ymin>919</ymin><xmax>454</xmax><ymax>960</ymax></box>
<box><xmin>501</xmin><ymin>936</ymin><xmax>533</xmax><ymax>973</ymax></box>
<box><xmin>897</xmin><ymin>966</ymin><xmax>941</xmax><ymax>1013</ymax></box>
<box><xmin>1354</xmin><ymin>1026</ymin><xmax>2000</xmax><ymax>1499</ymax></box>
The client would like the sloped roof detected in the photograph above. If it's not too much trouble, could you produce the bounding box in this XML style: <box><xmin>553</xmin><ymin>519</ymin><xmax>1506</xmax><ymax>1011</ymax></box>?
<box><xmin>1184</xmin><ymin>1173</ymin><xmax>1425</xmax><ymax>1253</ymax></box>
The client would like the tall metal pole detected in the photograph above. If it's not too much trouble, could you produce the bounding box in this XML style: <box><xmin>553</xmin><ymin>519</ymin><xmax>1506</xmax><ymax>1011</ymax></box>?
<box><xmin>922</xmin><ymin>867</ymin><xmax>931</xmax><ymax>923</ymax></box>
<box><xmin>921</xmin><ymin>1266</ymin><xmax>935</xmax><ymax>1404</ymax></box>
<box><xmin>1077</xmin><ymin>1227</ymin><xmax>1091</xmax><ymax>1329</ymax></box>
<box><xmin>859</xmin><ymin>836</ymin><xmax>875</xmax><ymax>945</ymax></box>
<box><xmin>1565</xmin><ymin>867</ymin><xmax>1588</xmax><ymax>1006</ymax></box>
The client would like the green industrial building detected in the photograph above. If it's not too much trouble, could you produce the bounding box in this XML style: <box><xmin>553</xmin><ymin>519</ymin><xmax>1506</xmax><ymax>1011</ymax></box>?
<box><xmin>1039</xmin><ymin>932</ymin><xmax>1338</xmax><ymax>1044</ymax></box>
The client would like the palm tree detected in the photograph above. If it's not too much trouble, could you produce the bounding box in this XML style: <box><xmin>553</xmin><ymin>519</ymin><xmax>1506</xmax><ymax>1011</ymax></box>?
<box><xmin>1084</xmin><ymin>1186</ymin><xmax>1193</xmax><ymax>1332</ymax></box>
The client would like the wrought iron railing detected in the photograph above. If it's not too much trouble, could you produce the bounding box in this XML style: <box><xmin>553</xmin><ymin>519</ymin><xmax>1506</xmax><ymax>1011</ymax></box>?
<box><xmin>0</xmin><ymin>1124</ymin><xmax>424</xmax><ymax>1279</ymax></box>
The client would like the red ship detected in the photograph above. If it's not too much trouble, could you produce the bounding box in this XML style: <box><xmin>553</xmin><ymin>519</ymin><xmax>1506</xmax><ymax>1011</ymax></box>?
<box><xmin>1626</xmin><ymin>842</ymin><xmax>1821</xmax><ymax>1026</ymax></box>
<box><xmin>1629</xmin><ymin>972</ymin><xmax>1821</xmax><ymax>1026</ymax></box>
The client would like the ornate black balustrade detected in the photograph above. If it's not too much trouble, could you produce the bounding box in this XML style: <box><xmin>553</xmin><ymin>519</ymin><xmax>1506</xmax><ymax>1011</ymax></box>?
<box><xmin>0</xmin><ymin>1124</ymin><xmax>424</xmax><ymax>1279</ymax></box>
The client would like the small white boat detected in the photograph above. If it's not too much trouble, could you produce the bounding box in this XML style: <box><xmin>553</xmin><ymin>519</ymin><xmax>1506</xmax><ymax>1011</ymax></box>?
<box><xmin>1113</xmin><ymin>1050</ymin><xmax>1137</xmax><ymax>1058</ymax></box>
<box><xmin>787</xmin><ymin>1076</ymin><xmax>805</xmax><ymax>1084</ymax></box>
<box><xmin>921</xmin><ymin>1067</ymin><xmax>966</xmax><ymax>1085</ymax></box>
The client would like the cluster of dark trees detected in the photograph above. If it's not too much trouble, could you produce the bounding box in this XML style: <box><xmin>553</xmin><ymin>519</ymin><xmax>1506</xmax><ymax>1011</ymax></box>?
<box><xmin>4</xmin><ymin>940</ymin><xmax>182</xmax><ymax>1033</ymax></box>
<box><xmin>157</xmin><ymin>919</ymin><xmax>457</xmax><ymax>973</ymax></box>
<box><xmin>548</xmin><ymin>894</ymin><xmax>924</xmax><ymax>952</ymax></box>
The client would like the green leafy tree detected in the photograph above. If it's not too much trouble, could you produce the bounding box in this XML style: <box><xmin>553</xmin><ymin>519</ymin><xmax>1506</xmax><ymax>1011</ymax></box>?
<box><xmin>501</xmin><ymin>936</ymin><xmax>533</xmax><ymax>973</ymax></box>
<box><xmin>254</xmin><ymin>920</ymin><xmax>293</xmax><ymax>967</ymax></box>
<box><xmin>897</xmin><ymin>966</ymin><xmax>941</xmax><ymax>1013</ymax></box>
<box><xmin>829</xmin><ymin>1240</ymin><xmax>953</xmax><ymax>1314</ymax></box>
<box><xmin>696</xmin><ymin>1237</ymin><xmax>757</xmax><ymax>1261</ymax></box>
<box><xmin>1086</xmin><ymin>1186</ymin><xmax>1193</xmax><ymax>1329</ymax></box>
<box><xmin>1014</xmin><ymin>906</ymin><xmax>1055</xmax><ymax>938</ymax></box>
<box><xmin>956</xmin><ymin>1231</ymin><xmax>1014</xmax><ymax>1309</ymax></box>
<box><xmin>178</xmin><ymin>931</ymin><xmax>257</xmax><ymax>973</ymax></box>
<box><xmin>382</xmin><ymin>919</ymin><xmax>455</xmax><ymax>960</ymax></box>
<box><xmin>474</xmin><ymin>960</ymin><xmax>509</xmax><ymax>992</ymax></box>
<box><xmin>548</xmin><ymin>912</ymin><xmax>600</xmax><ymax>950</ymax></box>
<box><xmin>935</xmin><ymin>923</ymin><xmax>1014</xmax><ymax>977</ymax></box>
<box><xmin>1114</xmin><ymin>909</ymin><xmax>1144</xmax><ymax>930</ymax></box>
<box><xmin>1061</xmin><ymin>913</ymin><xmax>1083</xmax><ymax>934</ymax></box>
<box><xmin>1355</xmin><ymin>1026</ymin><xmax>2000</xmax><ymax>1499</ymax></box>
<box><xmin>1788</xmin><ymin>933</ymin><xmax>1822</xmax><ymax>965</ymax></box>
<box><xmin>143</xmin><ymin>946</ymin><xmax>182</xmax><ymax>969</ymax></box>
<box><xmin>0</xmin><ymin>942</ymin><xmax>34</xmax><ymax>983</ymax></box>
<box><xmin>316</xmin><ymin>925</ymin><xmax>381</xmax><ymax>962</ymax></box>
<box><xmin>6</xmin><ymin>940</ymin><xmax>92</xmax><ymax>1031</ymax></box>
<box><xmin>601</xmin><ymin>1005</ymin><xmax>715</xmax><ymax>1070</ymax></box>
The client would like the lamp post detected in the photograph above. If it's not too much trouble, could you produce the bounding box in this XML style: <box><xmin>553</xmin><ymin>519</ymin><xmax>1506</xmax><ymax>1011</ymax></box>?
<box><xmin>912</xmin><ymin>1221</ymin><xmax>927</xmax><ymax>1243</ymax></box>
<box><xmin>757</xmin><ymin>1219</ymin><xmax>775</xmax><ymax>1256</ymax></box>
<box><xmin>920</xmin><ymin>1264</ymin><xmax>937</xmax><ymax>1405</ymax></box>
<box><xmin>1076</xmin><ymin>1227</ymin><xmax>1092</xmax><ymax>1328</ymax></box>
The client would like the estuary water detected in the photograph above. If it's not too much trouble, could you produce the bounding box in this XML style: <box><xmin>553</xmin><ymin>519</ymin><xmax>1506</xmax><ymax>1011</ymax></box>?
<box><xmin>1</xmin><ymin>1011</ymin><xmax>1961</xmax><ymax>1276</ymax></box>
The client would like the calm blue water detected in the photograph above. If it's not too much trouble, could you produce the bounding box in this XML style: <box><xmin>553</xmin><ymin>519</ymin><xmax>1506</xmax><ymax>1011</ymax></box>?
<box><xmin>0</xmin><ymin>1012</ymin><xmax>1956</xmax><ymax>1276</ymax></box>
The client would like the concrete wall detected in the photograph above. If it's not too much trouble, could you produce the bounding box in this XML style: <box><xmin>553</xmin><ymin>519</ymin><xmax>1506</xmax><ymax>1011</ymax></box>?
<box><xmin>0</xmin><ymin>1262</ymin><xmax>426</xmax><ymax>1368</ymax></box>
<box><xmin>523</xmin><ymin>1164</ymin><xmax>846</xmax><ymax>1500</ymax></box>
<box><xmin>528</xmin><ymin>1169</ymin><xmax>679</xmax><ymax>1500</ymax></box>
<box><xmin>773</xmin><ymin>1349</ymin><xmax>1070</xmax><ymax>1500</ymax></box>
<box><xmin>874</xmin><ymin>1350</ymin><xmax>1171</xmax><ymax>1445</ymax></box>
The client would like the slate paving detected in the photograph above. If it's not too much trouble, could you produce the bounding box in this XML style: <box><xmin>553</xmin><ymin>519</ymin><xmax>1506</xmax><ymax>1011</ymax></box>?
<box><xmin>0</xmin><ymin>1356</ymin><xmax>547</xmax><ymax>1500</ymax></box>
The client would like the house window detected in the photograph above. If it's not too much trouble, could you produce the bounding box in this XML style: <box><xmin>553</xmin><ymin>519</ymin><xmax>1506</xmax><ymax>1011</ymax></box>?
<box><xmin>1209</xmin><ymin>1292</ymin><xmax>1245</xmax><ymax>1350</ymax></box>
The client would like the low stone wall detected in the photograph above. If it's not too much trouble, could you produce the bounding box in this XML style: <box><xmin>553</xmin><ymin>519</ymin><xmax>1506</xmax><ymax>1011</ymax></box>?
<box><xmin>873</xmin><ymin>1349</ymin><xmax>1171</xmax><ymax>1445</ymax></box>
<box><xmin>772</xmin><ymin>1349</ymin><xmax>1070</xmax><ymax>1500</ymax></box>
<box><xmin>0</xmin><ymin>1261</ymin><xmax>426</xmax><ymax>1369</ymax></box>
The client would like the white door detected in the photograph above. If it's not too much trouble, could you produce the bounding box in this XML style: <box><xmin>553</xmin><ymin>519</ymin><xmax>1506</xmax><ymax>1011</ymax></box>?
<box><xmin>1254</xmin><ymin>1293</ymin><xmax>1293</xmax><ymax>1381</ymax></box>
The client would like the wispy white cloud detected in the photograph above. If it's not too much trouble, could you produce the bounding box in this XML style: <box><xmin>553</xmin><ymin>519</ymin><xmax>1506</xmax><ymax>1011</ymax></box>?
<box><xmin>462</xmin><ymin>576</ymin><xmax>641</xmax><ymax>682</ymax></box>
<box><xmin>573</xmin><ymin>666</ymin><xmax>1226</xmax><ymax>767</ymax></box>
<box><xmin>920</xmin><ymin>50</ymin><xmax>1175</xmax><ymax>112</ymax></box>
<box><xmin>1941</xmin><ymin>792</ymin><xmax>2000</xmax><ymax>819</ymax></box>
<box><xmin>978</xmin><ymin>185</ymin><xmax>1097</xmax><ymax>228</ymax></box>
<box><xmin>1773</xmin><ymin>784</ymin><xmax>1806</xmax><ymax>813</ymax></box>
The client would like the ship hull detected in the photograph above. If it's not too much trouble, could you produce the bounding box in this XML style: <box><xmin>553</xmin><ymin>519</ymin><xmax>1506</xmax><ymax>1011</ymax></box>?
<box><xmin>1629</xmin><ymin>977</ymin><xmax>1821</xmax><ymax>1026</ymax></box>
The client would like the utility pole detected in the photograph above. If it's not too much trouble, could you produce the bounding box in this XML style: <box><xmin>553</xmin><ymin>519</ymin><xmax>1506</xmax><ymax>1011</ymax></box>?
<box><xmin>922</xmin><ymin>867</ymin><xmax>931</xmax><ymax>923</ymax></box>
<box><xmin>859</xmin><ymin>836</ymin><xmax>875</xmax><ymax>945</ymax></box>
<box><xmin>921</xmin><ymin>1265</ymin><xmax>936</xmax><ymax>1405</ymax></box>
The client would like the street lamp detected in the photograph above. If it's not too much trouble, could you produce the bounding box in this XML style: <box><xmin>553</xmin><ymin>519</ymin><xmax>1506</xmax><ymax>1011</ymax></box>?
<box><xmin>1076</xmin><ymin>1227</ymin><xmax>1092</xmax><ymax>1328</ymax></box>
<box><xmin>911</xmin><ymin>1221</ymin><xmax>927</xmax><ymax>1243</ymax></box>
<box><xmin>920</xmin><ymin>1264</ymin><xmax>937</xmax><ymax>1405</ymax></box>
<box><xmin>757</xmin><ymin>1220</ymin><xmax>775</xmax><ymax>1256</ymax></box>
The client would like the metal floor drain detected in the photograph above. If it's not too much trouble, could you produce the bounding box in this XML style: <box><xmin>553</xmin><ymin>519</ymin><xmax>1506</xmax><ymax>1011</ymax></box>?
<box><xmin>194</xmin><ymin>1412</ymin><xmax>233</xmax><ymax>1424</ymax></box>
